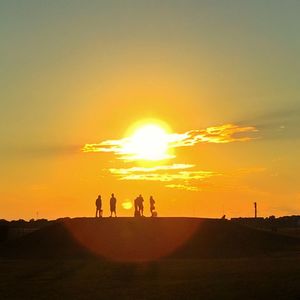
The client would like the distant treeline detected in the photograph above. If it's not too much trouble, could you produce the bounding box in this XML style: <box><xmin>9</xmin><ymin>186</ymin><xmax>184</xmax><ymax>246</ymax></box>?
<box><xmin>1</xmin><ymin>215</ymin><xmax>299</xmax><ymax>228</ymax></box>
<box><xmin>0</xmin><ymin>218</ymin><xmax>70</xmax><ymax>228</ymax></box>
<box><xmin>0</xmin><ymin>218</ymin><xmax>69</xmax><ymax>242</ymax></box>
<box><xmin>231</xmin><ymin>215</ymin><xmax>300</xmax><ymax>232</ymax></box>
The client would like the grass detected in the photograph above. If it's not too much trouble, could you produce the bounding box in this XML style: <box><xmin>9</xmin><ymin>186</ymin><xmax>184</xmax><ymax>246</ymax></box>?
<box><xmin>1</xmin><ymin>255</ymin><xmax>300</xmax><ymax>299</ymax></box>
<box><xmin>1</xmin><ymin>219</ymin><xmax>300</xmax><ymax>299</ymax></box>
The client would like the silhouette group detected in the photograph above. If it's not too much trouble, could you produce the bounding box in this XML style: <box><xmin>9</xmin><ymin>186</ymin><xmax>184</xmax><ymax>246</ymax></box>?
<box><xmin>95</xmin><ymin>194</ymin><xmax>157</xmax><ymax>218</ymax></box>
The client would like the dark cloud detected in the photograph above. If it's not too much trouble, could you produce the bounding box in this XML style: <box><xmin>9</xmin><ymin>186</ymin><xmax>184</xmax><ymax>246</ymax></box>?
<box><xmin>236</xmin><ymin>103</ymin><xmax>300</xmax><ymax>140</ymax></box>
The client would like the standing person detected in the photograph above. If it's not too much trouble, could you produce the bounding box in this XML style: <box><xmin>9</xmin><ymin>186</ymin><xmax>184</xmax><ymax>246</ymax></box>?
<box><xmin>110</xmin><ymin>193</ymin><xmax>117</xmax><ymax>217</ymax></box>
<box><xmin>134</xmin><ymin>197</ymin><xmax>140</xmax><ymax>217</ymax></box>
<box><xmin>138</xmin><ymin>194</ymin><xmax>144</xmax><ymax>216</ymax></box>
<box><xmin>95</xmin><ymin>195</ymin><xmax>102</xmax><ymax>218</ymax></box>
<box><xmin>150</xmin><ymin>196</ymin><xmax>155</xmax><ymax>216</ymax></box>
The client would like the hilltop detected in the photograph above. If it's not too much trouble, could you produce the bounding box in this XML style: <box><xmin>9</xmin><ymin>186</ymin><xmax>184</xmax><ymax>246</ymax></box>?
<box><xmin>1</xmin><ymin>217</ymin><xmax>299</xmax><ymax>261</ymax></box>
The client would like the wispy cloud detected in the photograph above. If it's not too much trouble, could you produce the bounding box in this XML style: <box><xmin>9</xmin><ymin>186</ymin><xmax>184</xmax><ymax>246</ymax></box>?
<box><xmin>163</xmin><ymin>166</ymin><xmax>267</xmax><ymax>192</ymax></box>
<box><xmin>116</xmin><ymin>170</ymin><xmax>218</xmax><ymax>182</ymax></box>
<box><xmin>82</xmin><ymin>137</ymin><xmax>175</xmax><ymax>160</ymax></box>
<box><xmin>165</xmin><ymin>184</ymin><xmax>201</xmax><ymax>192</ymax></box>
<box><xmin>236</xmin><ymin>104</ymin><xmax>300</xmax><ymax>140</ymax></box>
<box><xmin>108</xmin><ymin>163</ymin><xmax>219</xmax><ymax>186</ymax></box>
<box><xmin>109</xmin><ymin>164</ymin><xmax>195</xmax><ymax>175</ymax></box>
<box><xmin>169</xmin><ymin>124</ymin><xmax>258</xmax><ymax>147</ymax></box>
<box><xmin>82</xmin><ymin>123</ymin><xmax>258</xmax><ymax>161</ymax></box>
<box><xmin>83</xmin><ymin>123</ymin><xmax>262</xmax><ymax>192</ymax></box>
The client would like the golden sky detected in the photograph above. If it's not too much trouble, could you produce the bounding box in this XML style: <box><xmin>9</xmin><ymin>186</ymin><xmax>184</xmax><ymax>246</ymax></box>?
<box><xmin>0</xmin><ymin>1</ymin><xmax>300</xmax><ymax>220</ymax></box>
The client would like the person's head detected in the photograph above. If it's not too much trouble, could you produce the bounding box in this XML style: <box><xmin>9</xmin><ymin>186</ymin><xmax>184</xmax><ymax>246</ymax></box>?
<box><xmin>98</xmin><ymin>195</ymin><xmax>101</xmax><ymax>198</ymax></box>
<box><xmin>112</xmin><ymin>193</ymin><xmax>114</xmax><ymax>197</ymax></box>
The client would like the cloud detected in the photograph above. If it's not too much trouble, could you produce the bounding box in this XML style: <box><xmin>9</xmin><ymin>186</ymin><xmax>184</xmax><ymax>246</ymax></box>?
<box><xmin>111</xmin><ymin>167</ymin><xmax>218</xmax><ymax>182</ymax></box>
<box><xmin>110</xmin><ymin>165</ymin><xmax>264</xmax><ymax>191</ymax></box>
<box><xmin>108</xmin><ymin>163</ymin><xmax>219</xmax><ymax>191</ymax></box>
<box><xmin>165</xmin><ymin>184</ymin><xmax>200</xmax><ymax>192</ymax></box>
<box><xmin>83</xmin><ymin>139</ymin><xmax>128</xmax><ymax>154</ymax></box>
<box><xmin>83</xmin><ymin>123</ymin><xmax>263</xmax><ymax>192</ymax></box>
<box><xmin>236</xmin><ymin>104</ymin><xmax>300</xmax><ymax>140</ymax></box>
<box><xmin>82</xmin><ymin>137</ymin><xmax>175</xmax><ymax>160</ymax></box>
<box><xmin>109</xmin><ymin>164</ymin><xmax>195</xmax><ymax>175</ymax></box>
<box><xmin>237</xmin><ymin>104</ymin><xmax>300</xmax><ymax>127</ymax></box>
<box><xmin>82</xmin><ymin>123</ymin><xmax>258</xmax><ymax>160</ymax></box>
<box><xmin>169</xmin><ymin>124</ymin><xmax>258</xmax><ymax>147</ymax></box>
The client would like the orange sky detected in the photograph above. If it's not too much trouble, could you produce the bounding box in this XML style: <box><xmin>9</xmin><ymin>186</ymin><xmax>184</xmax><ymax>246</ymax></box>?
<box><xmin>0</xmin><ymin>1</ymin><xmax>300</xmax><ymax>220</ymax></box>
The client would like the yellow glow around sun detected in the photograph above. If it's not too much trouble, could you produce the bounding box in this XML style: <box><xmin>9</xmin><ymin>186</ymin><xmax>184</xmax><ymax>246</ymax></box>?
<box><xmin>121</xmin><ymin>201</ymin><xmax>133</xmax><ymax>210</ymax></box>
<box><xmin>123</xmin><ymin>122</ymin><xmax>172</xmax><ymax>161</ymax></box>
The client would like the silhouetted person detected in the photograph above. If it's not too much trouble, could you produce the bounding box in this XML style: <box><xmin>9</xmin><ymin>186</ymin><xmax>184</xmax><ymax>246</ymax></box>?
<box><xmin>137</xmin><ymin>194</ymin><xmax>144</xmax><ymax>216</ymax></box>
<box><xmin>95</xmin><ymin>195</ymin><xmax>102</xmax><ymax>218</ymax></box>
<box><xmin>150</xmin><ymin>196</ymin><xmax>156</xmax><ymax>216</ymax></box>
<box><xmin>110</xmin><ymin>193</ymin><xmax>117</xmax><ymax>217</ymax></box>
<box><xmin>134</xmin><ymin>197</ymin><xmax>140</xmax><ymax>217</ymax></box>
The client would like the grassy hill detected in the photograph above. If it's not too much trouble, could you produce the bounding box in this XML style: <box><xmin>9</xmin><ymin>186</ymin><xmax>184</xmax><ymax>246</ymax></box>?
<box><xmin>1</xmin><ymin>218</ymin><xmax>299</xmax><ymax>261</ymax></box>
<box><xmin>1</xmin><ymin>218</ymin><xmax>300</xmax><ymax>299</ymax></box>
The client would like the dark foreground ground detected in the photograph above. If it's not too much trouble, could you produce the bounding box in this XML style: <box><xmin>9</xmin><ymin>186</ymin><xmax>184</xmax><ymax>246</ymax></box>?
<box><xmin>1</xmin><ymin>218</ymin><xmax>300</xmax><ymax>299</ymax></box>
<box><xmin>1</xmin><ymin>256</ymin><xmax>300</xmax><ymax>300</ymax></box>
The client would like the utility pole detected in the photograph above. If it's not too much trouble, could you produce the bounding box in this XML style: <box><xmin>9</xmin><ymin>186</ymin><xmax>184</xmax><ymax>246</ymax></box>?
<box><xmin>254</xmin><ymin>202</ymin><xmax>257</xmax><ymax>218</ymax></box>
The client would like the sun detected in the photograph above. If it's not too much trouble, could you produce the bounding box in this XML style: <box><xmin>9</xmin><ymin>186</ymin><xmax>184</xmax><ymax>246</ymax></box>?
<box><xmin>123</xmin><ymin>122</ymin><xmax>172</xmax><ymax>161</ymax></box>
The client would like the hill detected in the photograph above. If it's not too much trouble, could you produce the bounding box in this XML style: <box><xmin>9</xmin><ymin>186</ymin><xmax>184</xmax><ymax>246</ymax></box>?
<box><xmin>1</xmin><ymin>218</ymin><xmax>299</xmax><ymax>261</ymax></box>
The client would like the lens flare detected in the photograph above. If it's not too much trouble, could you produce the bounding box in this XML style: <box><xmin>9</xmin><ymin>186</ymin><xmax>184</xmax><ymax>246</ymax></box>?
<box><xmin>122</xmin><ymin>201</ymin><xmax>133</xmax><ymax>210</ymax></box>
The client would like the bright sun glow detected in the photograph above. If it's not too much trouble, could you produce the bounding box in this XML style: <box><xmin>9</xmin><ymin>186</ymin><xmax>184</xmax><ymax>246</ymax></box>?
<box><xmin>123</xmin><ymin>123</ymin><xmax>171</xmax><ymax>161</ymax></box>
<box><xmin>121</xmin><ymin>201</ymin><xmax>133</xmax><ymax>210</ymax></box>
